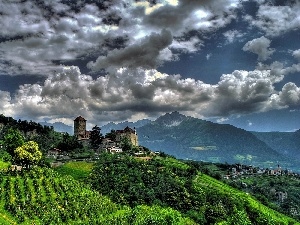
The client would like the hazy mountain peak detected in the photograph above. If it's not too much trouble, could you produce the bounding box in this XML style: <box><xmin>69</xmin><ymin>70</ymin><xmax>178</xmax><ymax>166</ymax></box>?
<box><xmin>155</xmin><ymin>111</ymin><xmax>187</xmax><ymax>127</ymax></box>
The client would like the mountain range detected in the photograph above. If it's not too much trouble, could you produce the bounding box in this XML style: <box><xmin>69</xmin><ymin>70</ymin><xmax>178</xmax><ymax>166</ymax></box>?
<box><xmin>46</xmin><ymin>112</ymin><xmax>300</xmax><ymax>171</ymax></box>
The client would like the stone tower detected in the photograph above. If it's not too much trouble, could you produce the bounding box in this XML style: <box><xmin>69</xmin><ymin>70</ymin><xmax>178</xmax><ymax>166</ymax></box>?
<box><xmin>74</xmin><ymin>116</ymin><xmax>87</xmax><ymax>140</ymax></box>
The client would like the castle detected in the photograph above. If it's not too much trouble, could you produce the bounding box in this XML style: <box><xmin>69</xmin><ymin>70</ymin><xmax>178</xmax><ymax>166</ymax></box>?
<box><xmin>74</xmin><ymin>116</ymin><xmax>138</xmax><ymax>147</ymax></box>
<box><xmin>115</xmin><ymin>126</ymin><xmax>139</xmax><ymax>146</ymax></box>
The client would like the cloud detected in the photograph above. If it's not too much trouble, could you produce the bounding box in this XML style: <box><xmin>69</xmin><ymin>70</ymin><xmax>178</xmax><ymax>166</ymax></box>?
<box><xmin>223</xmin><ymin>30</ymin><xmax>246</xmax><ymax>43</ymax></box>
<box><xmin>242</xmin><ymin>36</ymin><xmax>275</xmax><ymax>61</ymax></box>
<box><xmin>278</xmin><ymin>82</ymin><xmax>300</xmax><ymax>107</ymax></box>
<box><xmin>143</xmin><ymin>0</ymin><xmax>240</xmax><ymax>35</ymax></box>
<box><xmin>3</xmin><ymin>62</ymin><xmax>299</xmax><ymax>126</ymax></box>
<box><xmin>87</xmin><ymin>29</ymin><xmax>173</xmax><ymax>70</ymax></box>
<box><xmin>1</xmin><ymin>0</ymin><xmax>300</xmax><ymax>127</ymax></box>
<box><xmin>292</xmin><ymin>49</ymin><xmax>300</xmax><ymax>61</ymax></box>
<box><xmin>205</xmin><ymin>69</ymin><xmax>279</xmax><ymax>116</ymax></box>
<box><xmin>245</xmin><ymin>2</ymin><xmax>300</xmax><ymax>36</ymax></box>
<box><xmin>0</xmin><ymin>0</ymin><xmax>242</xmax><ymax>76</ymax></box>
<box><xmin>0</xmin><ymin>1</ymin><xmax>120</xmax><ymax>75</ymax></box>
<box><xmin>206</xmin><ymin>53</ymin><xmax>212</xmax><ymax>60</ymax></box>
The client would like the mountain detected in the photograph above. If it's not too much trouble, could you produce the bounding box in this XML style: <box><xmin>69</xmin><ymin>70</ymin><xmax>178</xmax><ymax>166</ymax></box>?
<box><xmin>100</xmin><ymin>119</ymin><xmax>151</xmax><ymax>135</ymax></box>
<box><xmin>137</xmin><ymin>112</ymin><xmax>290</xmax><ymax>168</ymax></box>
<box><xmin>40</xmin><ymin>121</ymin><xmax>73</xmax><ymax>134</ymax></box>
<box><xmin>253</xmin><ymin>130</ymin><xmax>300</xmax><ymax>162</ymax></box>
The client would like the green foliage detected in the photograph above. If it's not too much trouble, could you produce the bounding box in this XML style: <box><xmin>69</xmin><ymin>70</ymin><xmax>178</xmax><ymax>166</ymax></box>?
<box><xmin>121</xmin><ymin>137</ymin><xmax>132</xmax><ymax>152</ymax></box>
<box><xmin>31</xmin><ymin>130</ymin><xmax>63</xmax><ymax>154</ymax></box>
<box><xmin>56</xmin><ymin>133</ymin><xmax>83</xmax><ymax>152</ymax></box>
<box><xmin>55</xmin><ymin>161</ymin><xmax>93</xmax><ymax>180</ymax></box>
<box><xmin>89</xmin><ymin>125</ymin><xmax>103</xmax><ymax>149</ymax></box>
<box><xmin>0</xmin><ymin>167</ymin><xmax>194</xmax><ymax>224</ymax></box>
<box><xmin>2</xmin><ymin>128</ymin><xmax>25</xmax><ymax>158</ymax></box>
<box><xmin>227</xmin><ymin>174</ymin><xmax>300</xmax><ymax>221</ymax></box>
<box><xmin>0</xmin><ymin>160</ymin><xmax>10</xmax><ymax>171</ymax></box>
<box><xmin>105</xmin><ymin>129</ymin><xmax>117</xmax><ymax>141</ymax></box>
<box><xmin>193</xmin><ymin>173</ymin><xmax>298</xmax><ymax>224</ymax></box>
<box><xmin>88</xmin><ymin>153</ymin><xmax>196</xmax><ymax>210</ymax></box>
<box><xmin>0</xmin><ymin>151</ymin><xmax>12</xmax><ymax>162</ymax></box>
<box><xmin>88</xmin><ymin>154</ymin><xmax>298</xmax><ymax>224</ymax></box>
<box><xmin>14</xmin><ymin>141</ymin><xmax>42</xmax><ymax>167</ymax></box>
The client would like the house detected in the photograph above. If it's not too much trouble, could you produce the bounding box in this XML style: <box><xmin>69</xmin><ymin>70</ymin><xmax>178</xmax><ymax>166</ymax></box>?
<box><xmin>109</xmin><ymin>146</ymin><xmax>123</xmax><ymax>154</ymax></box>
<box><xmin>11</xmin><ymin>165</ymin><xmax>23</xmax><ymax>172</ymax></box>
<box><xmin>101</xmin><ymin>138</ymin><xmax>118</xmax><ymax>149</ymax></box>
<box><xmin>277</xmin><ymin>191</ymin><xmax>288</xmax><ymax>202</ymax></box>
<box><xmin>47</xmin><ymin>148</ymin><xmax>62</xmax><ymax>159</ymax></box>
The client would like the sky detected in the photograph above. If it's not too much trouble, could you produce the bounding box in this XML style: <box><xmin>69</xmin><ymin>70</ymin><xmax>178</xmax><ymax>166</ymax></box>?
<box><xmin>0</xmin><ymin>0</ymin><xmax>300</xmax><ymax>132</ymax></box>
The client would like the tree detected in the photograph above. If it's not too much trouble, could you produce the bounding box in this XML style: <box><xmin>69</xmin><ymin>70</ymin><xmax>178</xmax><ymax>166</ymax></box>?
<box><xmin>105</xmin><ymin>129</ymin><xmax>116</xmax><ymax>141</ymax></box>
<box><xmin>120</xmin><ymin>137</ymin><xmax>132</xmax><ymax>152</ymax></box>
<box><xmin>2</xmin><ymin>128</ymin><xmax>25</xmax><ymax>157</ymax></box>
<box><xmin>14</xmin><ymin>141</ymin><xmax>42</xmax><ymax>167</ymax></box>
<box><xmin>56</xmin><ymin>133</ymin><xmax>83</xmax><ymax>152</ymax></box>
<box><xmin>90</xmin><ymin>125</ymin><xmax>103</xmax><ymax>150</ymax></box>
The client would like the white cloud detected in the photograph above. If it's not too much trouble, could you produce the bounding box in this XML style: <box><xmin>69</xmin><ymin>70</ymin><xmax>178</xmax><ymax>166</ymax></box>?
<box><xmin>217</xmin><ymin>117</ymin><xmax>229</xmax><ymax>123</ymax></box>
<box><xmin>2</xmin><ymin>63</ymin><xmax>298</xmax><ymax>125</ymax></box>
<box><xmin>245</xmin><ymin>2</ymin><xmax>300</xmax><ymax>36</ymax></box>
<box><xmin>206</xmin><ymin>53</ymin><xmax>212</xmax><ymax>60</ymax></box>
<box><xmin>278</xmin><ymin>82</ymin><xmax>300</xmax><ymax>107</ymax></box>
<box><xmin>292</xmin><ymin>49</ymin><xmax>300</xmax><ymax>61</ymax></box>
<box><xmin>242</xmin><ymin>36</ymin><xmax>275</xmax><ymax>61</ymax></box>
<box><xmin>223</xmin><ymin>30</ymin><xmax>246</xmax><ymax>43</ymax></box>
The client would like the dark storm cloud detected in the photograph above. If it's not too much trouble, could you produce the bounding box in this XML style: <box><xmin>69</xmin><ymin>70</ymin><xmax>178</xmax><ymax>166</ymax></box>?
<box><xmin>87</xmin><ymin>29</ymin><xmax>173</xmax><ymax>70</ymax></box>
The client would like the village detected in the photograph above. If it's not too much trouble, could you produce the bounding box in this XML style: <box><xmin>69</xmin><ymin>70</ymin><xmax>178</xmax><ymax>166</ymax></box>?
<box><xmin>46</xmin><ymin>116</ymin><xmax>159</xmax><ymax>164</ymax></box>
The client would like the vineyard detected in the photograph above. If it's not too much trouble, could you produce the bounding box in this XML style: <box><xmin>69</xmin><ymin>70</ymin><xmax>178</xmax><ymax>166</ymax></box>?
<box><xmin>0</xmin><ymin>167</ymin><xmax>195</xmax><ymax>224</ymax></box>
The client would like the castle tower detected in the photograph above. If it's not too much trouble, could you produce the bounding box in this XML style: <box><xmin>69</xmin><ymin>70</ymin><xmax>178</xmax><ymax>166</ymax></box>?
<box><xmin>74</xmin><ymin>116</ymin><xmax>87</xmax><ymax>140</ymax></box>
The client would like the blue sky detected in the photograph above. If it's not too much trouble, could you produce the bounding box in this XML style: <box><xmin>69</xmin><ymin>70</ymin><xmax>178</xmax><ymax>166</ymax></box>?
<box><xmin>0</xmin><ymin>0</ymin><xmax>300</xmax><ymax>131</ymax></box>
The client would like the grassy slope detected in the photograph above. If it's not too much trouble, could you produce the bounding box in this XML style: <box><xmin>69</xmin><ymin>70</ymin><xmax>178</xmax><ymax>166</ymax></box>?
<box><xmin>54</xmin><ymin>161</ymin><xmax>93</xmax><ymax>180</ymax></box>
<box><xmin>194</xmin><ymin>173</ymin><xmax>299</xmax><ymax>224</ymax></box>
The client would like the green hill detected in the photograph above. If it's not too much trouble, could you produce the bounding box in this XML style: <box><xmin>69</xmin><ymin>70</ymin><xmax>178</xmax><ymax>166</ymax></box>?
<box><xmin>0</xmin><ymin>167</ymin><xmax>194</xmax><ymax>224</ymax></box>
<box><xmin>86</xmin><ymin>153</ymin><xmax>299</xmax><ymax>224</ymax></box>
<box><xmin>0</xmin><ymin>156</ymin><xmax>298</xmax><ymax>224</ymax></box>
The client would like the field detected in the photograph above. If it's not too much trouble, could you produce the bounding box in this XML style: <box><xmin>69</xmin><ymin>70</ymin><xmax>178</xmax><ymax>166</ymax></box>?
<box><xmin>54</xmin><ymin>161</ymin><xmax>94</xmax><ymax>180</ymax></box>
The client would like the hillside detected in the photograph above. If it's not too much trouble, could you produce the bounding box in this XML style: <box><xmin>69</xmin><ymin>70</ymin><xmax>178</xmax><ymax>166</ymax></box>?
<box><xmin>137</xmin><ymin>112</ymin><xmax>285</xmax><ymax>168</ymax></box>
<box><xmin>253</xmin><ymin>131</ymin><xmax>300</xmax><ymax>162</ymax></box>
<box><xmin>0</xmin><ymin>155</ymin><xmax>298</xmax><ymax>224</ymax></box>
<box><xmin>0</xmin><ymin>167</ymin><xmax>195</xmax><ymax>224</ymax></box>
<box><xmin>74</xmin><ymin>154</ymin><xmax>299</xmax><ymax>224</ymax></box>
